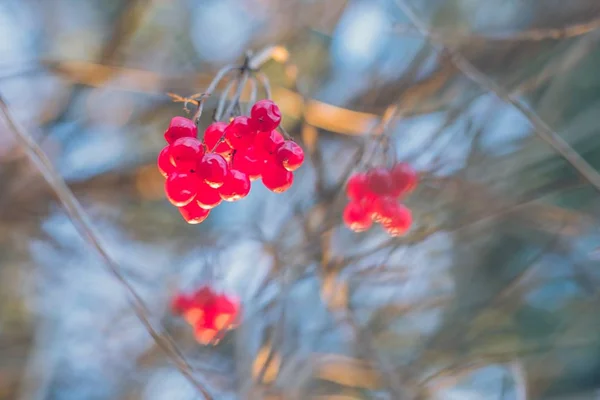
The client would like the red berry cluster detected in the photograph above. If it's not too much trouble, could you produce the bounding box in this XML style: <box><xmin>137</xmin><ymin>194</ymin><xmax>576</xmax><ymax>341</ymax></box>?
<box><xmin>343</xmin><ymin>163</ymin><xmax>418</xmax><ymax>236</ymax></box>
<box><xmin>171</xmin><ymin>285</ymin><xmax>241</xmax><ymax>345</ymax></box>
<box><xmin>157</xmin><ymin>99</ymin><xmax>305</xmax><ymax>224</ymax></box>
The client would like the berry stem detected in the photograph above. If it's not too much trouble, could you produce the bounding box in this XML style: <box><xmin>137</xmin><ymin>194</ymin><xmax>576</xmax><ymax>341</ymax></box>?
<box><xmin>215</xmin><ymin>78</ymin><xmax>237</xmax><ymax>122</ymax></box>
<box><xmin>223</xmin><ymin>68</ymin><xmax>250</xmax><ymax>119</ymax></box>
<box><xmin>255</xmin><ymin>71</ymin><xmax>272</xmax><ymax>99</ymax></box>
<box><xmin>193</xmin><ymin>65</ymin><xmax>241</xmax><ymax>125</ymax></box>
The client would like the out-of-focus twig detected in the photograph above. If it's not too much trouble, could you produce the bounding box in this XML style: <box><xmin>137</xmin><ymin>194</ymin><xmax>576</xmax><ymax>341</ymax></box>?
<box><xmin>393</xmin><ymin>0</ymin><xmax>600</xmax><ymax>194</ymax></box>
<box><xmin>0</xmin><ymin>96</ymin><xmax>214</xmax><ymax>400</ymax></box>
<box><xmin>392</xmin><ymin>15</ymin><xmax>600</xmax><ymax>42</ymax></box>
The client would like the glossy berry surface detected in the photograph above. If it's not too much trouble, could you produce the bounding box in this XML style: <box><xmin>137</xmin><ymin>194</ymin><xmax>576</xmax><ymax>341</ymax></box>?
<box><xmin>276</xmin><ymin>140</ymin><xmax>304</xmax><ymax>171</ymax></box>
<box><xmin>164</xmin><ymin>172</ymin><xmax>198</xmax><ymax>206</ymax></box>
<box><xmin>262</xmin><ymin>163</ymin><xmax>293</xmax><ymax>193</ymax></box>
<box><xmin>157</xmin><ymin>146</ymin><xmax>174</xmax><ymax>178</ymax></box>
<box><xmin>164</xmin><ymin>116</ymin><xmax>196</xmax><ymax>144</ymax></box>
<box><xmin>254</xmin><ymin>130</ymin><xmax>284</xmax><ymax>155</ymax></box>
<box><xmin>196</xmin><ymin>180</ymin><xmax>222</xmax><ymax>209</ymax></box>
<box><xmin>204</xmin><ymin>122</ymin><xmax>232</xmax><ymax>155</ymax></box>
<box><xmin>371</xmin><ymin>196</ymin><xmax>400</xmax><ymax>224</ymax></box>
<box><xmin>390</xmin><ymin>162</ymin><xmax>418</xmax><ymax>196</ymax></box>
<box><xmin>197</xmin><ymin>153</ymin><xmax>229</xmax><ymax>188</ymax></box>
<box><xmin>232</xmin><ymin>147</ymin><xmax>263</xmax><ymax>180</ymax></box>
<box><xmin>170</xmin><ymin>137</ymin><xmax>204</xmax><ymax>172</ymax></box>
<box><xmin>366</xmin><ymin>167</ymin><xmax>394</xmax><ymax>195</ymax></box>
<box><xmin>224</xmin><ymin>116</ymin><xmax>256</xmax><ymax>149</ymax></box>
<box><xmin>219</xmin><ymin>169</ymin><xmax>251</xmax><ymax>202</ymax></box>
<box><xmin>383</xmin><ymin>204</ymin><xmax>412</xmax><ymax>236</ymax></box>
<box><xmin>178</xmin><ymin>201</ymin><xmax>211</xmax><ymax>224</ymax></box>
<box><xmin>343</xmin><ymin>202</ymin><xmax>372</xmax><ymax>232</ymax></box>
<box><xmin>250</xmin><ymin>99</ymin><xmax>281</xmax><ymax>132</ymax></box>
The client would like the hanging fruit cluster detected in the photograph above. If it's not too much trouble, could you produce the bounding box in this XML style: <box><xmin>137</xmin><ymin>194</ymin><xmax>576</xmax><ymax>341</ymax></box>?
<box><xmin>343</xmin><ymin>162</ymin><xmax>418</xmax><ymax>236</ymax></box>
<box><xmin>157</xmin><ymin>99</ymin><xmax>304</xmax><ymax>224</ymax></box>
<box><xmin>171</xmin><ymin>285</ymin><xmax>241</xmax><ymax>345</ymax></box>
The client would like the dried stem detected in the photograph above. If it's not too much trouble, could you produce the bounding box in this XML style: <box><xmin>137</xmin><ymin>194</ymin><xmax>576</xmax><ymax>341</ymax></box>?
<box><xmin>393</xmin><ymin>0</ymin><xmax>600</xmax><ymax>194</ymax></box>
<box><xmin>0</xmin><ymin>96</ymin><xmax>214</xmax><ymax>400</ymax></box>
<box><xmin>193</xmin><ymin>65</ymin><xmax>240</xmax><ymax>125</ymax></box>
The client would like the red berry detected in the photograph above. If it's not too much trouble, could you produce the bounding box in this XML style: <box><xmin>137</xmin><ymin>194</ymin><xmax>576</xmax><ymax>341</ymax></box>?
<box><xmin>366</xmin><ymin>167</ymin><xmax>394</xmax><ymax>195</ymax></box>
<box><xmin>197</xmin><ymin>153</ymin><xmax>229</xmax><ymax>188</ymax></box>
<box><xmin>164</xmin><ymin>116</ymin><xmax>196</xmax><ymax>144</ymax></box>
<box><xmin>196</xmin><ymin>180</ymin><xmax>222</xmax><ymax>209</ymax></box>
<box><xmin>254</xmin><ymin>130</ymin><xmax>284</xmax><ymax>155</ymax></box>
<box><xmin>219</xmin><ymin>169</ymin><xmax>251</xmax><ymax>202</ymax></box>
<box><xmin>382</xmin><ymin>204</ymin><xmax>412</xmax><ymax>236</ymax></box>
<box><xmin>371</xmin><ymin>196</ymin><xmax>400</xmax><ymax>224</ymax></box>
<box><xmin>262</xmin><ymin>163</ymin><xmax>293</xmax><ymax>193</ymax></box>
<box><xmin>204</xmin><ymin>122</ymin><xmax>233</xmax><ymax>155</ymax></box>
<box><xmin>390</xmin><ymin>163</ymin><xmax>418</xmax><ymax>197</ymax></box>
<box><xmin>224</xmin><ymin>116</ymin><xmax>256</xmax><ymax>149</ymax></box>
<box><xmin>232</xmin><ymin>147</ymin><xmax>263</xmax><ymax>180</ymax></box>
<box><xmin>343</xmin><ymin>202</ymin><xmax>372</xmax><ymax>232</ymax></box>
<box><xmin>171</xmin><ymin>293</ymin><xmax>192</xmax><ymax>314</ymax></box>
<box><xmin>157</xmin><ymin>146</ymin><xmax>174</xmax><ymax>178</ymax></box>
<box><xmin>170</xmin><ymin>137</ymin><xmax>204</xmax><ymax>172</ymax></box>
<box><xmin>250</xmin><ymin>99</ymin><xmax>281</xmax><ymax>132</ymax></box>
<box><xmin>165</xmin><ymin>172</ymin><xmax>198</xmax><ymax>206</ymax></box>
<box><xmin>178</xmin><ymin>201</ymin><xmax>211</xmax><ymax>224</ymax></box>
<box><xmin>346</xmin><ymin>173</ymin><xmax>370</xmax><ymax>201</ymax></box>
<box><xmin>275</xmin><ymin>141</ymin><xmax>304</xmax><ymax>171</ymax></box>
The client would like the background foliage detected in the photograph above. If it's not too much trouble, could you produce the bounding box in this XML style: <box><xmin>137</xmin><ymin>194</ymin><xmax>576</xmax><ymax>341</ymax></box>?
<box><xmin>1</xmin><ymin>0</ymin><xmax>600</xmax><ymax>399</ymax></box>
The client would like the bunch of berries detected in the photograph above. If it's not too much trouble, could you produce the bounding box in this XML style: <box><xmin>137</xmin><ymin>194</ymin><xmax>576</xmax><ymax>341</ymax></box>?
<box><xmin>171</xmin><ymin>285</ymin><xmax>241</xmax><ymax>345</ymax></box>
<box><xmin>343</xmin><ymin>162</ymin><xmax>418</xmax><ymax>236</ymax></box>
<box><xmin>157</xmin><ymin>99</ymin><xmax>305</xmax><ymax>224</ymax></box>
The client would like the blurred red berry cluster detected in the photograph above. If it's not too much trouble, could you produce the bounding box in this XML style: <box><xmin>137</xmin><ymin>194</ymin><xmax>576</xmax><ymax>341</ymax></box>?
<box><xmin>343</xmin><ymin>163</ymin><xmax>418</xmax><ymax>236</ymax></box>
<box><xmin>157</xmin><ymin>99</ymin><xmax>305</xmax><ymax>224</ymax></box>
<box><xmin>171</xmin><ymin>286</ymin><xmax>240</xmax><ymax>345</ymax></box>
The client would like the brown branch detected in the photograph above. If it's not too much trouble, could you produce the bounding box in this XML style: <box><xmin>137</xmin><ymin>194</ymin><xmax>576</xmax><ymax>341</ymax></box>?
<box><xmin>393</xmin><ymin>0</ymin><xmax>600</xmax><ymax>194</ymax></box>
<box><xmin>0</xmin><ymin>97</ymin><xmax>214</xmax><ymax>400</ymax></box>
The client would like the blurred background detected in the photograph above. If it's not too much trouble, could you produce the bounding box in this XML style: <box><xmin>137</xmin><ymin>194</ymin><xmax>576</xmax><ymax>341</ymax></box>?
<box><xmin>2</xmin><ymin>0</ymin><xmax>600</xmax><ymax>399</ymax></box>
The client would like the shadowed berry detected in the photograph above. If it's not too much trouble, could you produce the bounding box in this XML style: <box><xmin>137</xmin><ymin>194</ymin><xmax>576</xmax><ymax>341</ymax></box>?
<box><xmin>343</xmin><ymin>202</ymin><xmax>372</xmax><ymax>232</ymax></box>
<box><xmin>254</xmin><ymin>130</ymin><xmax>284</xmax><ymax>155</ymax></box>
<box><xmin>164</xmin><ymin>116</ymin><xmax>196</xmax><ymax>144</ymax></box>
<box><xmin>382</xmin><ymin>204</ymin><xmax>412</xmax><ymax>236</ymax></box>
<box><xmin>196</xmin><ymin>180</ymin><xmax>222</xmax><ymax>209</ymax></box>
<box><xmin>275</xmin><ymin>140</ymin><xmax>304</xmax><ymax>171</ymax></box>
<box><xmin>197</xmin><ymin>153</ymin><xmax>229</xmax><ymax>188</ymax></box>
<box><xmin>390</xmin><ymin>162</ymin><xmax>418</xmax><ymax>197</ymax></box>
<box><xmin>232</xmin><ymin>147</ymin><xmax>263</xmax><ymax>180</ymax></box>
<box><xmin>165</xmin><ymin>172</ymin><xmax>198</xmax><ymax>206</ymax></box>
<box><xmin>178</xmin><ymin>201</ymin><xmax>211</xmax><ymax>224</ymax></box>
<box><xmin>366</xmin><ymin>167</ymin><xmax>394</xmax><ymax>195</ymax></box>
<box><xmin>250</xmin><ymin>99</ymin><xmax>281</xmax><ymax>132</ymax></box>
<box><xmin>371</xmin><ymin>196</ymin><xmax>400</xmax><ymax>224</ymax></box>
<box><xmin>157</xmin><ymin>146</ymin><xmax>174</xmax><ymax>178</ymax></box>
<box><xmin>224</xmin><ymin>116</ymin><xmax>256</xmax><ymax>149</ymax></box>
<box><xmin>170</xmin><ymin>137</ymin><xmax>204</xmax><ymax>172</ymax></box>
<box><xmin>219</xmin><ymin>169</ymin><xmax>251</xmax><ymax>201</ymax></box>
<box><xmin>262</xmin><ymin>162</ymin><xmax>293</xmax><ymax>193</ymax></box>
<box><xmin>346</xmin><ymin>173</ymin><xmax>370</xmax><ymax>202</ymax></box>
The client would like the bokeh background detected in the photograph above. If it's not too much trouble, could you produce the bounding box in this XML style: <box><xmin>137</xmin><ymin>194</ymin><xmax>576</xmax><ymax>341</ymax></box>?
<box><xmin>2</xmin><ymin>0</ymin><xmax>600</xmax><ymax>399</ymax></box>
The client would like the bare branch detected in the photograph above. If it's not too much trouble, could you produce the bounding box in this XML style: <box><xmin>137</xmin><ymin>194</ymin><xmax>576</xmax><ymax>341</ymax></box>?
<box><xmin>393</xmin><ymin>0</ymin><xmax>600</xmax><ymax>194</ymax></box>
<box><xmin>0</xmin><ymin>97</ymin><xmax>214</xmax><ymax>400</ymax></box>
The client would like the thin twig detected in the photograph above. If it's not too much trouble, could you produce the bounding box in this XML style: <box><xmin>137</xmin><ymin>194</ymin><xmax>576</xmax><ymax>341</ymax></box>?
<box><xmin>0</xmin><ymin>96</ymin><xmax>214</xmax><ymax>400</ymax></box>
<box><xmin>392</xmin><ymin>15</ymin><xmax>600</xmax><ymax>42</ymax></box>
<box><xmin>393</xmin><ymin>0</ymin><xmax>600</xmax><ymax>194</ymax></box>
